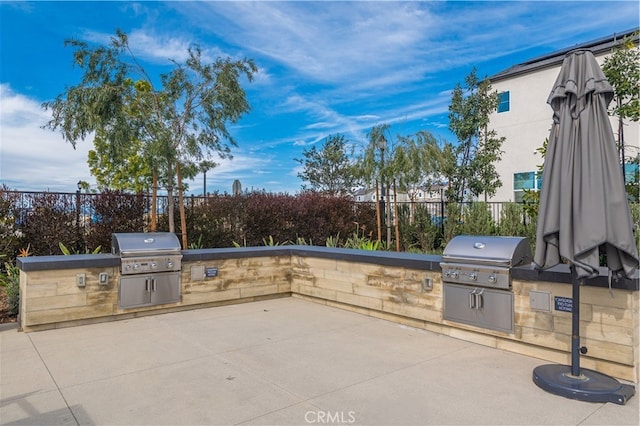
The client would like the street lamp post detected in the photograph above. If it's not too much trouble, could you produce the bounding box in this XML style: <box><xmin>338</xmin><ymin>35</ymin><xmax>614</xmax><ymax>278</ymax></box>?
<box><xmin>76</xmin><ymin>181</ymin><xmax>82</xmax><ymax>251</ymax></box>
<box><xmin>203</xmin><ymin>170</ymin><xmax>207</xmax><ymax>197</ymax></box>
<box><xmin>378</xmin><ymin>135</ymin><xmax>391</xmax><ymax>247</ymax></box>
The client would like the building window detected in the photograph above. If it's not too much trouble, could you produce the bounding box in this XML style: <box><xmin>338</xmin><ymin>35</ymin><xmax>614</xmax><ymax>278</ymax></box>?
<box><xmin>513</xmin><ymin>171</ymin><xmax>542</xmax><ymax>202</ymax></box>
<box><xmin>497</xmin><ymin>91</ymin><xmax>510</xmax><ymax>113</ymax></box>
<box><xmin>624</xmin><ymin>162</ymin><xmax>638</xmax><ymax>183</ymax></box>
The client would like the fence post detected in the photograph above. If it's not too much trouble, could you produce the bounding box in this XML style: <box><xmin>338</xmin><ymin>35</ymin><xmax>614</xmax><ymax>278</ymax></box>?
<box><xmin>439</xmin><ymin>189</ymin><xmax>445</xmax><ymax>236</ymax></box>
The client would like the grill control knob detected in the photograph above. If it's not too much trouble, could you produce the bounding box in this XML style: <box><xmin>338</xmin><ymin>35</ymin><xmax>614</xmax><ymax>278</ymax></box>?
<box><xmin>133</xmin><ymin>263</ymin><xmax>139</xmax><ymax>270</ymax></box>
<box><xmin>488</xmin><ymin>275</ymin><xmax>497</xmax><ymax>283</ymax></box>
<box><xmin>444</xmin><ymin>270</ymin><xmax>451</xmax><ymax>278</ymax></box>
<box><xmin>150</xmin><ymin>261</ymin><xmax>157</xmax><ymax>269</ymax></box>
<box><xmin>166</xmin><ymin>261</ymin><xmax>174</xmax><ymax>269</ymax></box>
<box><xmin>451</xmin><ymin>271</ymin><xmax>459</xmax><ymax>279</ymax></box>
<box><xmin>125</xmin><ymin>264</ymin><xmax>131</xmax><ymax>271</ymax></box>
<box><xmin>468</xmin><ymin>272</ymin><xmax>477</xmax><ymax>281</ymax></box>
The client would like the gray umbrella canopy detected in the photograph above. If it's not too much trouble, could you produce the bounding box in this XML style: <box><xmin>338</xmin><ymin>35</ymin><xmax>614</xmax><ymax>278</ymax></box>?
<box><xmin>534</xmin><ymin>49</ymin><xmax>638</xmax><ymax>279</ymax></box>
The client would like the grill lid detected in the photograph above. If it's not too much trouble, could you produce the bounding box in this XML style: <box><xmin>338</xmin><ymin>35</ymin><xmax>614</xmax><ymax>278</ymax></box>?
<box><xmin>112</xmin><ymin>232</ymin><xmax>181</xmax><ymax>257</ymax></box>
<box><xmin>442</xmin><ymin>235</ymin><xmax>532</xmax><ymax>267</ymax></box>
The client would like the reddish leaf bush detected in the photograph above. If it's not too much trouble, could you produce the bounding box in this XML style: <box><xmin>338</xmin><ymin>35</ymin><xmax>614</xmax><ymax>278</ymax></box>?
<box><xmin>2</xmin><ymin>189</ymin><xmax>377</xmax><ymax>253</ymax></box>
<box><xmin>85</xmin><ymin>191</ymin><xmax>148</xmax><ymax>252</ymax></box>
<box><xmin>18</xmin><ymin>192</ymin><xmax>80</xmax><ymax>256</ymax></box>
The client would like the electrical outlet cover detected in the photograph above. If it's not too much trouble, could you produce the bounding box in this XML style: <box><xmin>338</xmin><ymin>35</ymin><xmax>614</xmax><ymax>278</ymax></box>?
<box><xmin>76</xmin><ymin>273</ymin><xmax>86</xmax><ymax>287</ymax></box>
<box><xmin>191</xmin><ymin>265</ymin><xmax>205</xmax><ymax>281</ymax></box>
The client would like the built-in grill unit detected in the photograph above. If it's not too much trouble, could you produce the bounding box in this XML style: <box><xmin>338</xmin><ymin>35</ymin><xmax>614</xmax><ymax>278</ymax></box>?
<box><xmin>440</xmin><ymin>235</ymin><xmax>532</xmax><ymax>334</ymax></box>
<box><xmin>112</xmin><ymin>232</ymin><xmax>183</xmax><ymax>309</ymax></box>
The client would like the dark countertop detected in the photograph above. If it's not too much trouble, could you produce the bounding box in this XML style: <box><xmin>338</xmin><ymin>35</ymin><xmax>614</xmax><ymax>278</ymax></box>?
<box><xmin>16</xmin><ymin>246</ymin><xmax>638</xmax><ymax>291</ymax></box>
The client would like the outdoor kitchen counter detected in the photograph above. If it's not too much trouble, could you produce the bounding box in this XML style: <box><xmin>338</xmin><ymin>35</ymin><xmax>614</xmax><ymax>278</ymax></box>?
<box><xmin>18</xmin><ymin>247</ymin><xmax>636</xmax><ymax>290</ymax></box>
<box><xmin>17</xmin><ymin>253</ymin><xmax>119</xmax><ymax>271</ymax></box>
<box><xmin>15</xmin><ymin>246</ymin><xmax>640</xmax><ymax>382</ymax></box>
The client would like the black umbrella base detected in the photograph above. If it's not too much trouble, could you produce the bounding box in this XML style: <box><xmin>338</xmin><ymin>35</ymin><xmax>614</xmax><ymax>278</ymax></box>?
<box><xmin>533</xmin><ymin>364</ymin><xmax>635</xmax><ymax>405</ymax></box>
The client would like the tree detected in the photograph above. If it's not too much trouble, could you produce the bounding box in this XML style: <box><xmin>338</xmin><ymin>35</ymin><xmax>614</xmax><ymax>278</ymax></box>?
<box><xmin>352</xmin><ymin>124</ymin><xmax>391</xmax><ymax>243</ymax></box>
<box><xmin>602</xmin><ymin>33</ymin><xmax>640</xmax><ymax>193</ymax></box>
<box><xmin>43</xmin><ymin>30</ymin><xmax>257</xmax><ymax>244</ymax></box>
<box><xmin>393</xmin><ymin>131</ymin><xmax>446</xmax><ymax>223</ymax></box>
<box><xmin>87</xmin><ymin>130</ymin><xmax>153</xmax><ymax>192</ymax></box>
<box><xmin>447</xmin><ymin>68</ymin><xmax>504</xmax><ymax>202</ymax></box>
<box><xmin>602</xmin><ymin>33</ymin><xmax>640</xmax><ymax>123</ymax></box>
<box><xmin>296</xmin><ymin>134</ymin><xmax>355</xmax><ymax>195</ymax></box>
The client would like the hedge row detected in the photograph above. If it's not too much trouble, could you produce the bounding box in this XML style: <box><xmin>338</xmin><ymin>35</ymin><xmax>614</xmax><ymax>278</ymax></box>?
<box><xmin>0</xmin><ymin>189</ymin><xmax>378</xmax><ymax>257</ymax></box>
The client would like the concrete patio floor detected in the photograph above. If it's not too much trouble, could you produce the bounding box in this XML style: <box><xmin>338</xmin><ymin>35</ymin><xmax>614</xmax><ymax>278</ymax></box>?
<box><xmin>1</xmin><ymin>296</ymin><xmax>638</xmax><ymax>426</ymax></box>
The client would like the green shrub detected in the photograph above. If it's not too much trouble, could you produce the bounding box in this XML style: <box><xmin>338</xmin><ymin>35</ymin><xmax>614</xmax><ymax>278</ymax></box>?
<box><xmin>344</xmin><ymin>232</ymin><xmax>382</xmax><ymax>250</ymax></box>
<box><xmin>0</xmin><ymin>186</ymin><xmax>23</xmax><ymax>261</ymax></box>
<box><xmin>461</xmin><ymin>202</ymin><xmax>496</xmax><ymax>236</ymax></box>
<box><xmin>0</xmin><ymin>262</ymin><xmax>20</xmax><ymax>316</ymax></box>
<box><xmin>442</xmin><ymin>203</ymin><xmax>463</xmax><ymax>247</ymax></box>
<box><xmin>397</xmin><ymin>204</ymin><xmax>440</xmax><ymax>253</ymax></box>
<box><xmin>630</xmin><ymin>203</ymin><xmax>640</xmax><ymax>252</ymax></box>
<box><xmin>499</xmin><ymin>202</ymin><xmax>526</xmax><ymax>236</ymax></box>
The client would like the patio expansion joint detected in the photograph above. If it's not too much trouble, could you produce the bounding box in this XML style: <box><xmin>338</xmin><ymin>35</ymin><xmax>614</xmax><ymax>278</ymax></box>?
<box><xmin>26</xmin><ymin>333</ymin><xmax>80</xmax><ymax>426</ymax></box>
<box><xmin>574</xmin><ymin>403</ymin><xmax>621</xmax><ymax>426</ymax></box>
<box><xmin>231</xmin><ymin>377</ymin><xmax>323</xmax><ymax>426</ymax></box>
<box><xmin>53</xmin><ymin>353</ymin><xmax>216</xmax><ymax>392</ymax></box>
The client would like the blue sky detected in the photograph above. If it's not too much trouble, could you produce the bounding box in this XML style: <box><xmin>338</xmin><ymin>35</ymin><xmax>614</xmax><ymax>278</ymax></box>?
<box><xmin>1</xmin><ymin>1</ymin><xmax>638</xmax><ymax>195</ymax></box>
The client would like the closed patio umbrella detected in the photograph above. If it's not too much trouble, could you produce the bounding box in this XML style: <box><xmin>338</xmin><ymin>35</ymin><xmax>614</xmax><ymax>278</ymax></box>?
<box><xmin>532</xmin><ymin>49</ymin><xmax>638</xmax><ymax>405</ymax></box>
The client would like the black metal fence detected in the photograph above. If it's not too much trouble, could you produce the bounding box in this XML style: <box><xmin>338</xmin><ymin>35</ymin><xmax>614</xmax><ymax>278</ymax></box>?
<box><xmin>6</xmin><ymin>190</ymin><xmax>168</xmax><ymax>231</ymax></box>
<box><xmin>4</xmin><ymin>190</ymin><xmax>528</xmax><ymax>232</ymax></box>
<box><xmin>7</xmin><ymin>189</ymin><xmax>635</xmax><ymax>258</ymax></box>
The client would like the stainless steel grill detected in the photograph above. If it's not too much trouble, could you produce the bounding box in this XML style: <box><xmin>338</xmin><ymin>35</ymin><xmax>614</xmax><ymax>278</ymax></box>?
<box><xmin>440</xmin><ymin>235</ymin><xmax>532</xmax><ymax>333</ymax></box>
<box><xmin>441</xmin><ymin>235</ymin><xmax>532</xmax><ymax>290</ymax></box>
<box><xmin>112</xmin><ymin>232</ymin><xmax>183</xmax><ymax>309</ymax></box>
<box><xmin>112</xmin><ymin>232</ymin><xmax>182</xmax><ymax>275</ymax></box>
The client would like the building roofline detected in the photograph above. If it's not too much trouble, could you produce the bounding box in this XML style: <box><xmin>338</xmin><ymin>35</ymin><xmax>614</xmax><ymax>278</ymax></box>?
<box><xmin>490</xmin><ymin>28</ymin><xmax>639</xmax><ymax>82</ymax></box>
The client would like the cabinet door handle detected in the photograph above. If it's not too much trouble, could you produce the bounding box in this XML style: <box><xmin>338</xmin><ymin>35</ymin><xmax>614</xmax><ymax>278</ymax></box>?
<box><xmin>469</xmin><ymin>290</ymin><xmax>476</xmax><ymax>309</ymax></box>
<box><xmin>152</xmin><ymin>278</ymin><xmax>157</xmax><ymax>292</ymax></box>
<box><xmin>145</xmin><ymin>278</ymin><xmax>150</xmax><ymax>292</ymax></box>
<box><xmin>475</xmin><ymin>289</ymin><xmax>484</xmax><ymax>310</ymax></box>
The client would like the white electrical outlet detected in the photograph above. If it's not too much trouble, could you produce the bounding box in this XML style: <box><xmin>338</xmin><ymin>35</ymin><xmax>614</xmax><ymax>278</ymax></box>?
<box><xmin>99</xmin><ymin>272</ymin><xmax>109</xmax><ymax>285</ymax></box>
<box><xmin>76</xmin><ymin>273</ymin><xmax>86</xmax><ymax>287</ymax></box>
<box><xmin>422</xmin><ymin>277</ymin><xmax>433</xmax><ymax>292</ymax></box>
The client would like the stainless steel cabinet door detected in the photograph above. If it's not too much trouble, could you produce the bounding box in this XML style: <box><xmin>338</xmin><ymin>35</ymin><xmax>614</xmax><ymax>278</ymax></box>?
<box><xmin>149</xmin><ymin>272</ymin><xmax>181</xmax><ymax>305</ymax></box>
<box><xmin>119</xmin><ymin>276</ymin><xmax>151</xmax><ymax>308</ymax></box>
<box><xmin>443</xmin><ymin>283</ymin><xmax>514</xmax><ymax>333</ymax></box>
<box><xmin>119</xmin><ymin>272</ymin><xmax>181</xmax><ymax>309</ymax></box>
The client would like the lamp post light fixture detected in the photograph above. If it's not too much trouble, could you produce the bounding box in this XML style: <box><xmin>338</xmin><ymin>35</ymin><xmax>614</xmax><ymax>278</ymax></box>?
<box><xmin>377</xmin><ymin>135</ymin><xmax>391</xmax><ymax>246</ymax></box>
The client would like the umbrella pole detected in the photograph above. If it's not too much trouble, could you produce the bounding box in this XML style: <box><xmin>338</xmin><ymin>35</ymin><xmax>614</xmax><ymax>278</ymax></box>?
<box><xmin>570</xmin><ymin>267</ymin><xmax>581</xmax><ymax>377</ymax></box>
<box><xmin>532</xmin><ymin>265</ymin><xmax>636</xmax><ymax>404</ymax></box>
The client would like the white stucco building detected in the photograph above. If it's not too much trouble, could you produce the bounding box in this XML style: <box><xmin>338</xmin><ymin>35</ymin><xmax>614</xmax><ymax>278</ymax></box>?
<box><xmin>488</xmin><ymin>29</ymin><xmax>639</xmax><ymax>202</ymax></box>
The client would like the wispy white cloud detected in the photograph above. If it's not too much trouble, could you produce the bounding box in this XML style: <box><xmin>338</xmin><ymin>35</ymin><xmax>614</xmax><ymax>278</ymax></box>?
<box><xmin>303</xmin><ymin>121</ymin><xmax>334</xmax><ymax>130</ymax></box>
<box><xmin>177</xmin><ymin>1</ymin><xmax>639</xmax><ymax>82</ymax></box>
<box><xmin>0</xmin><ymin>84</ymin><xmax>95</xmax><ymax>191</ymax></box>
<box><xmin>80</xmin><ymin>28</ymin><xmax>225</xmax><ymax>66</ymax></box>
<box><xmin>176</xmin><ymin>1</ymin><xmax>439</xmax><ymax>84</ymax></box>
